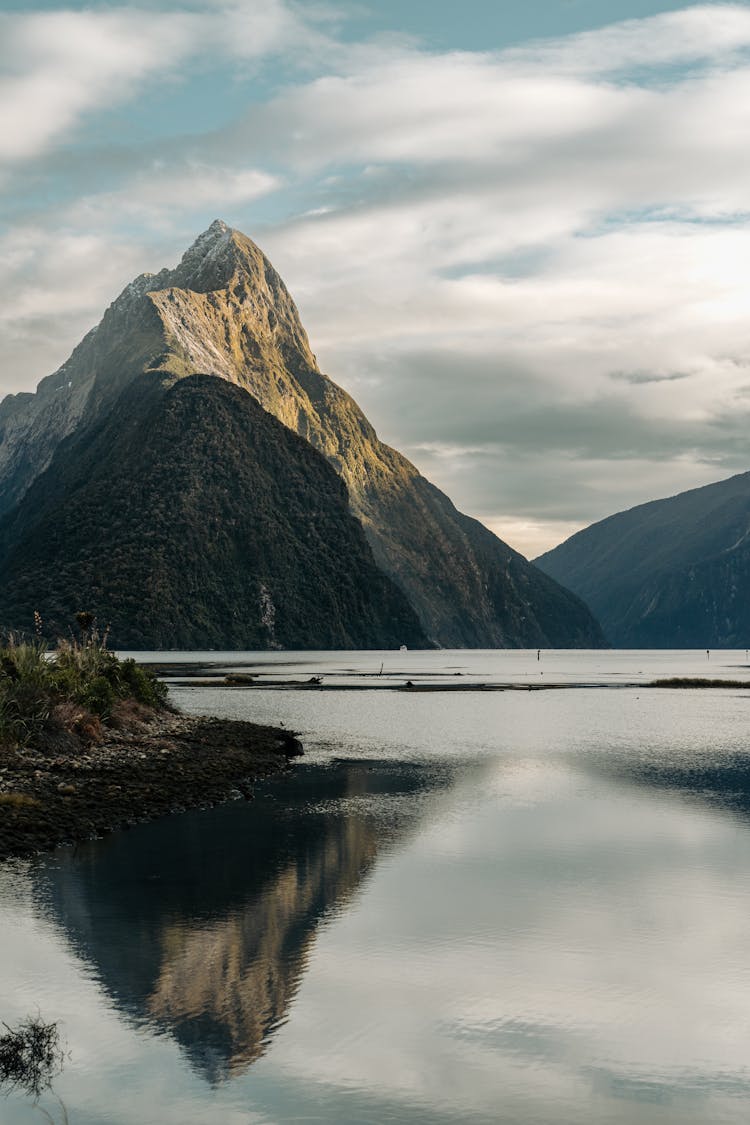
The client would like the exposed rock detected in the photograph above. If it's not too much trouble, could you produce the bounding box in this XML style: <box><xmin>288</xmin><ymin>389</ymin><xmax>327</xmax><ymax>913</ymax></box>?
<box><xmin>0</xmin><ymin>712</ymin><xmax>303</xmax><ymax>861</ymax></box>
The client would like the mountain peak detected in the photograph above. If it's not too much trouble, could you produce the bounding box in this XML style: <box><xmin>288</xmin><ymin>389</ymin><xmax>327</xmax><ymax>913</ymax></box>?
<box><xmin>0</xmin><ymin>223</ymin><xmax>605</xmax><ymax>649</ymax></box>
<box><xmin>185</xmin><ymin>218</ymin><xmax>231</xmax><ymax>258</ymax></box>
<box><xmin>173</xmin><ymin>218</ymin><xmax>237</xmax><ymax>285</ymax></box>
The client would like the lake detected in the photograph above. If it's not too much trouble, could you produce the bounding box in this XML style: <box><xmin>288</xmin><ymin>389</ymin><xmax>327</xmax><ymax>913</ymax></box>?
<box><xmin>3</xmin><ymin>649</ymin><xmax>750</xmax><ymax>1124</ymax></box>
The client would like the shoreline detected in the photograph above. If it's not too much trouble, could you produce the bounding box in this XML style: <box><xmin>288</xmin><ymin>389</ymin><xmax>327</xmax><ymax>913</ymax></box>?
<box><xmin>167</xmin><ymin>673</ymin><xmax>750</xmax><ymax>692</ymax></box>
<box><xmin>0</xmin><ymin>711</ymin><xmax>302</xmax><ymax>862</ymax></box>
<box><xmin>3</xmin><ymin>666</ymin><xmax>744</xmax><ymax>864</ymax></box>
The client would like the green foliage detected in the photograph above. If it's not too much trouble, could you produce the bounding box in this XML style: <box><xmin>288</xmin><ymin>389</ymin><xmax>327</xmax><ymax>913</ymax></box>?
<box><xmin>0</xmin><ymin>375</ymin><xmax>427</xmax><ymax>650</ymax></box>
<box><xmin>0</xmin><ymin>639</ymin><xmax>52</xmax><ymax>748</ymax></box>
<box><xmin>118</xmin><ymin>658</ymin><xmax>168</xmax><ymax>708</ymax></box>
<box><xmin>76</xmin><ymin>675</ymin><xmax>116</xmax><ymax>718</ymax></box>
<box><xmin>0</xmin><ymin>623</ymin><xmax>167</xmax><ymax>748</ymax></box>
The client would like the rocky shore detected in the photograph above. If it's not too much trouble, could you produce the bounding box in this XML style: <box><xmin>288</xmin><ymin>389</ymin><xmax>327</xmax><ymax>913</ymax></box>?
<box><xmin>0</xmin><ymin>710</ymin><xmax>302</xmax><ymax>861</ymax></box>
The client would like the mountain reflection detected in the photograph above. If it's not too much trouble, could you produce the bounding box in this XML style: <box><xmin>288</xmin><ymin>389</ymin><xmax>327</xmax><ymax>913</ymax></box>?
<box><xmin>33</xmin><ymin>758</ymin><xmax>457</xmax><ymax>1084</ymax></box>
<box><xmin>586</xmin><ymin>748</ymin><xmax>750</xmax><ymax>820</ymax></box>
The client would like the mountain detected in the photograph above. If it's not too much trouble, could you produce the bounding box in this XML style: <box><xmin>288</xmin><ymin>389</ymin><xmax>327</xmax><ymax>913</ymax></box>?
<box><xmin>0</xmin><ymin>375</ymin><xmax>426</xmax><ymax>649</ymax></box>
<box><xmin>0</xmin><ymin>220</ymin><xmax>604</xmax><ymax>648</ymax></box>
<box><xmin>535</xmin><ymin>471</ymin><xmax>750</xmax><ymax>647</ymax></box>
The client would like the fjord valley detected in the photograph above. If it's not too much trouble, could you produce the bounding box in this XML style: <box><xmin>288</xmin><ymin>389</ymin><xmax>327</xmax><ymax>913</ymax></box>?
<box><xmin>0</xmin><ymin>221</ymin><xmax>603</xmax><ymax>650</ymax></box>
<box><xmin>6</xmin><ymin>0</ymin><xmax>750</xmax><ymax>1120</ymax></box>
<box><xmin>536</xmin><ymin>470</ymin><xmax>750</xmax><ymax>648</ymax></box>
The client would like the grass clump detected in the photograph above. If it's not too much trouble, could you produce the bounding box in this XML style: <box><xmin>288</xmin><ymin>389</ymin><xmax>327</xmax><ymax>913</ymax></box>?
<box><xmin>650</xmin><ymin>677</ymin><xmax>749</xmax><ymax>689</ymax></box>
<box><xmin>0</xmin><ymin>1015</ymin><xmax>65</xmax><ymax>1098</ymax></box>
<box><xmin>0</xmin><ymin>793</ymin><xmax>41</xmax><ymax>809</ymax></box>
<box><xmin>0</xmin><ymin>615</ymin><xmax>167</xmax><ymax>751</ymax></box>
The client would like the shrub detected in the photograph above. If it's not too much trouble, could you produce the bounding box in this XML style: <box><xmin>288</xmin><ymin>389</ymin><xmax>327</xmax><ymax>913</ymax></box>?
<box><xmin>0</xmin><ymin>619</ymin><xmax>167</xmax><ymax>750</ymax></box>
<box><xmin>119</xmin><ymin>659</ymin><xmax>168</xmax><ymax>708</ymax></box>
<box><xmin>0</xmin><ymin>641</ymin><xmax>53</xmax><ymax>748</ymax></box>
<box><xmin>76</xmin><ymin>674</ymin><xmax>117</xmax><ymax>718</ymax></box>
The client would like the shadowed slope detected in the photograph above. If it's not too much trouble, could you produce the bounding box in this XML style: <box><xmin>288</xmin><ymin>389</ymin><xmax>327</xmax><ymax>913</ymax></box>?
<box><xmin>536</xmin><ymin>471</ymin><xmax>750</xmax><ymax>647</ymax></box>
<box><xmin>0</xmin><ymin>375</ymin><xmax>426</xmax><ymax>650</ymax></box>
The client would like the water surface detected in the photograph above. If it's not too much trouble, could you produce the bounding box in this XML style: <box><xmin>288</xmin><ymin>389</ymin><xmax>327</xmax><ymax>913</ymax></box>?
<box><xmin>3</xmin><ymin>650</ymin><xmax>750</xmax><ymax>1123</ymax></box>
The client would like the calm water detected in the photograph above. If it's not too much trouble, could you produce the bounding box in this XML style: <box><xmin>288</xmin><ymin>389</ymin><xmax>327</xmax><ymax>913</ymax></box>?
<box><xmin>4</xmin><ymin>650</ymin><xmax>750</xmax><ymax>1124</ymax></box>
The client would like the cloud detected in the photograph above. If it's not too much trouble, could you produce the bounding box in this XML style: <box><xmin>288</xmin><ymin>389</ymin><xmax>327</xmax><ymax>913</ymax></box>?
<box><xmin>68</xmin><ymin>162</ymin><xmax>281</xmax><ymax>230</ymax></box>
<box><xmin>5</xmin><ymin>3</ymin><xmax>750</xmax><ymax>555</ymax></box>
<box><xmin>0</xmin><ymin>9</ymin><xmax>198</xmax><ymax>165</ymax></box>
<box><xmin>609</xmin><ymin>371</ymin><xmax>692</xmax><ymax>385</ymax></box>
<box><xmin>0</xmin><ymin>2</ymin><xmax>335</xmax><ymax>168</ymax></box>
<box><xmin>0</xmin><ymin>224</ymin><xmax>160</xmax><ymax>393</ymax></box>
<box><xmin>505</xmin><ymin>3</ymin><xmax>750</xmax><ymax>73</ymax></box>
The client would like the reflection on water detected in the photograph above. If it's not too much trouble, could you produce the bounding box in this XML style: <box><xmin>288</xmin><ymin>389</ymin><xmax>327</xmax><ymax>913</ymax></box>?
<box><xmin>4</xmin><ymin>653</ymin><xmax>750</xmax><ymax>1123</ymax></box>
<box><xmin>595</xmin><ymin>752</ymin><xmax>750</xmax><ymax>820</ymax></box>
<box><xmin>33</xmin><ymin>758</ymin><xmax>460</xmax><ymax>1085</ymax></box>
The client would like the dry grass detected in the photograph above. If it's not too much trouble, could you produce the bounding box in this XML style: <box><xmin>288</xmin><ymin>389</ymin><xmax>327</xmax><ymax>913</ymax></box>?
<box><xmin>0</xmin><ymin>792</ymin><xmax>41</xmax><ymax>809</ymax></box>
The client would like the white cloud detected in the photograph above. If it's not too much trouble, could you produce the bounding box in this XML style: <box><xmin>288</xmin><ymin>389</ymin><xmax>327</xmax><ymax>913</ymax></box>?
<box><xmin>69</xmin><ymin>162</ymin><xmax>281</xmax><ymax>229</ymax></box>
<box><xmin>256</xmin><ymin>58</ymin><xmax>631</xmax><ymax>171</ymax></box>
<box><xmin>215</xmin><ymin>0</ymin><xmax>336</xmax><ymax>61</ymax></box>
<box><xmin>0</xmin><ymin>1</ymin><xmax>334</xmax><ymax>168</ymax></box>
<box><xmin>0</xmin><ymin>225</ymin><xmax>158</xmax><ymax>395</ymax></box>
<box><xmin>5</xmin><ymin>3</ymin><xmax>750</xmax><ymax>554</ymax></box>
<box><xmin>505</xmin><ymin>3</ymin><xmax>750</xmax><ymax>73</ymax></box>
<box><xmin>0</xmin><ymin>9</ymin><xmax>199</xmax><ymax>164</ymax></box>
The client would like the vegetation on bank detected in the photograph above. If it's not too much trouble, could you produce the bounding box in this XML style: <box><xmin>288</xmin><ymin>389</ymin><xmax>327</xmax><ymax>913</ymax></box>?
<box><xmin>0</xmin><ymin>614</ymin><xmax>167</xmax><ymax>753</ymax></box>
<box><xmin>0</xmin><ymin>612</ymin><xmax>304</xmax><ymax>862</ymax></box>
<box><xmin>650</xmin><ymin>677</ymin><xmax>749</xmax><ymax>689</ymax></box>
<box><xmin>0</xmin><ymin>1015</ymin><xmax>65</xmax><ymax>1098</ymax></box>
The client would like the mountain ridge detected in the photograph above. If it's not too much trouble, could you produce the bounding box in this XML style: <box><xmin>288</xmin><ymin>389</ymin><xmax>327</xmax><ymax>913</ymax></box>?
<box><xmin>0</xmin><ymin>221</ymin><xmax>604</xmax><ymax>648</ymax></box>
<box><xmin>535</xmin><ymin>470</ymin><xmax>750</xmax><ymax>647</ymax></box>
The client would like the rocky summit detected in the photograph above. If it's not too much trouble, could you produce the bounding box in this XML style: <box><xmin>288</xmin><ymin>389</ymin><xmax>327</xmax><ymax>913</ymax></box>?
<box><xmin>0</xmin><ymin>221</ymin><xmax>604</xmax><ymax>648</ymax></box>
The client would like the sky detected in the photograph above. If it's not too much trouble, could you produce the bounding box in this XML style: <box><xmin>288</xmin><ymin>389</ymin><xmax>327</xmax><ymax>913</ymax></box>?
<box><xmin>2</xmin><ymin>1</ymin><xmax>750</xmax><ymax>558</ymax></box>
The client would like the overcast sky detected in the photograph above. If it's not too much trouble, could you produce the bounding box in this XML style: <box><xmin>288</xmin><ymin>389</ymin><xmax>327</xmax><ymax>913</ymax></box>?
<box><xmin>2</xmin><ymin>0</ymin><xmax>750</xmax><ymax>557</ymax></box>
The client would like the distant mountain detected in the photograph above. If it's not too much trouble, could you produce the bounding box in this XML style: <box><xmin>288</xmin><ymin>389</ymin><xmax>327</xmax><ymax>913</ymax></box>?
<box><xmin>0</xmin><ymin>376</ymin><xmax>425</xmax><ymax>649</ymax></box>
<box><xmin>536</xmin><ymin>471</ymin><xmax>750</xmax><ymax>647</ymax></box>
<box><xmin>0</xmin><ymin>220</ymin><xmax>604</xmax><ymax>648</ymax></box>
